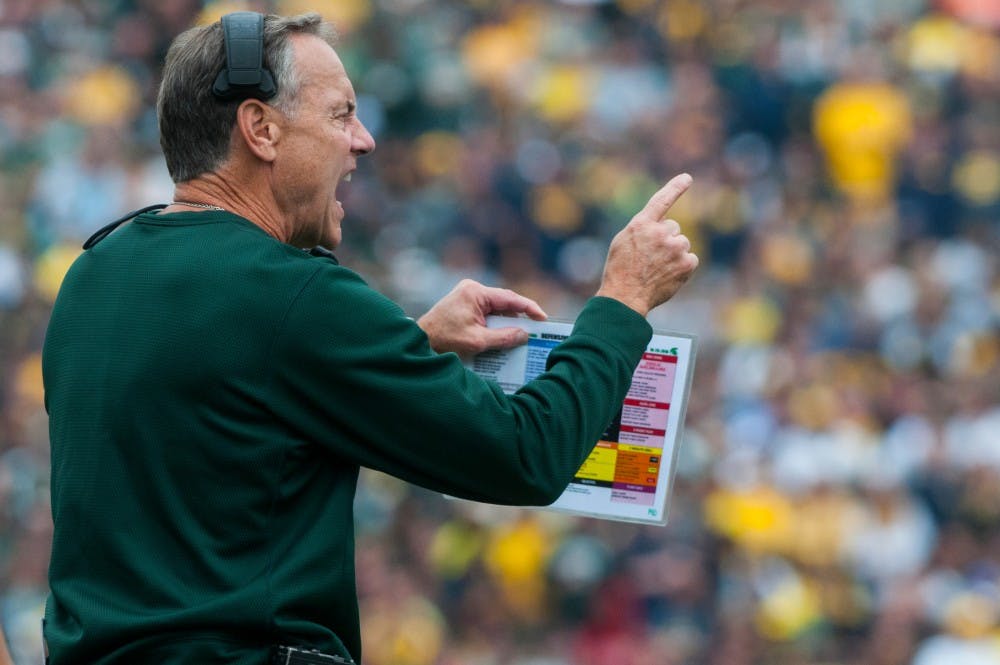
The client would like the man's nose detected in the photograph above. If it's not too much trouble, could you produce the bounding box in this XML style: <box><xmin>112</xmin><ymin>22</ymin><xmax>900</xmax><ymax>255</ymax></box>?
<box><xmin>352</xmin><ymin>120</ymin><xmax>375</xmax><ymax>156</ymax></box>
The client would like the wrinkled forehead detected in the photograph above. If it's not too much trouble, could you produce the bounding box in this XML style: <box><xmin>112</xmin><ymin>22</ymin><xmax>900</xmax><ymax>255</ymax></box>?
<box><xmin>290</xmin><ymin>34</ymin><xmax>354</xmax><ymax>104</ymax></box>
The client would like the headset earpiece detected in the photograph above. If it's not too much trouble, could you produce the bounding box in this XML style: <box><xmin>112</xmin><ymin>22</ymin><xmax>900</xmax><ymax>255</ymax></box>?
<box><xmin>212</xmin><ymin>11</ymin><xmax>277</xmax><ymax>101</ymax></box>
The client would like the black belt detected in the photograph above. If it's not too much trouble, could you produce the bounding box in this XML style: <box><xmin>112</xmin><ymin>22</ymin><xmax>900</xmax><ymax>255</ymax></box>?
<box><xmin>271</xmin><ymin>645</ymin><xmax>353</xmax><ymax>664</ymax></box>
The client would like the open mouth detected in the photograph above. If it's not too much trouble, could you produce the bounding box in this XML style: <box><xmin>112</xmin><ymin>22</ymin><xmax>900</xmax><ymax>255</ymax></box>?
<box><xmin>335</xmin><ymin>172</ymin><xmax>353</xmax><ymax>210</ymax></box>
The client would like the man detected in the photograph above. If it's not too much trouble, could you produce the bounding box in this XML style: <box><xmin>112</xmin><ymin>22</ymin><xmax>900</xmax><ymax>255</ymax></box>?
<box><xmin>43</xmin><ymin>12</ymin><xmax>698</xmax><ymax>665</ymax></box>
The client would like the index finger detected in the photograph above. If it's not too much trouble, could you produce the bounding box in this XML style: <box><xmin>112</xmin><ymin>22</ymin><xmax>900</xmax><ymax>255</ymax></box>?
<box><xmin>634</xmin><ymin>173</ymin><xmax>693</xmax><ymax>224</ymax></box>
<box><xmin>484</xmin><ymin>288</ymin><xmax>548</xmax><ymax>321</ymax></box>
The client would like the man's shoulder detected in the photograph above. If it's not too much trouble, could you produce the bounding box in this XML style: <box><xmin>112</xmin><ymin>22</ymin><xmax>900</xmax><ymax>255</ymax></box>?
<box><xmin>81</xmin><ymin>212</ymin><xmax>371</xmax><ymax>304</ymax></box>
<box><xmin>130</xmin><ymin>211</ymin><xmax>364</xmax><ymax>281</ymax></box>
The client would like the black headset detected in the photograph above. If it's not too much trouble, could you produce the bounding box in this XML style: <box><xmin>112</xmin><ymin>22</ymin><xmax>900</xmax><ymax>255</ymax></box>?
<box><xmin>212</xmin><ymin>11</ymin><xmax>277</xmax><ymax>101</ymax></box>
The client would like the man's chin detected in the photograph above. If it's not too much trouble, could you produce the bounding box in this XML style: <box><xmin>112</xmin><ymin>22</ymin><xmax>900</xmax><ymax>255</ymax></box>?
<box><xmin>306</xmin><ymin>205</ymin><xmax>343</xmax><ymax>249</ymax></box>
<box><xmin>319</xmin><ymin>221</ymin><xmax>342</xmax><ymax>250</ymax></box>
<box><xmin>323</xmin><ymin>203</ymin><xmax>344</xmax><ymax>249</ymax></box>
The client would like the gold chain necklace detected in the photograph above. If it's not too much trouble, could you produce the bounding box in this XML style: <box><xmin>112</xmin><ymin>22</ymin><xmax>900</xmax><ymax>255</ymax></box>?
<box><xmin>170</xmin><ymin>201</ymin><xmax>225</xmax><ymax>211</ymax></box>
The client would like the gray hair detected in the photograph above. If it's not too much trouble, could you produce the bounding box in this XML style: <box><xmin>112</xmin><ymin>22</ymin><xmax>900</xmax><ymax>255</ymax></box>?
<box><xmin>157</xmin><ymin>13</ymin><xmax>338</xmax><ymax>183</ymax></box>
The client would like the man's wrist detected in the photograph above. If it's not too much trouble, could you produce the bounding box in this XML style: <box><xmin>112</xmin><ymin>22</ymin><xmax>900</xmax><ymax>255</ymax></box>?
<box><xmin>594</xmin><ymin>287</ymin><xmax>648</xmax><ymax>318</ymax></box>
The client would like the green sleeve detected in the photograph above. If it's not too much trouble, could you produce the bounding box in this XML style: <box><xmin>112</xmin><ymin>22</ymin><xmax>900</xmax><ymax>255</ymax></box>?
<box><xmin>269</xmin><ymin>266</ymin><xmax>652</xmax><ymax>505</ymax></box>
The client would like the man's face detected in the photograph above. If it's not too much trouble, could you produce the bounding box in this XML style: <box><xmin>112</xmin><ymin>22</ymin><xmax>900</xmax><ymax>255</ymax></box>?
<box><xmin>272</xmin><ymin>35</ymin><xmax>375</xmax><ymax>249</ymax></box>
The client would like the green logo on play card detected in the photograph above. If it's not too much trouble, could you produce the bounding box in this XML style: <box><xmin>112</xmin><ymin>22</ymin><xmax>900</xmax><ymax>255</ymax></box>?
<box><xmin>649</xmin><ymin>347</ymin><xmax>678</xmax><ymax>355</ymax></box>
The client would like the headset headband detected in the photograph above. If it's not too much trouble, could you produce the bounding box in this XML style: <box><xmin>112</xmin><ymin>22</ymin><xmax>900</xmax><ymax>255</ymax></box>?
<box><xmin>212</xmin><ymin>11</ymin><xmax>277</xmax><ymax>101</ymax></box>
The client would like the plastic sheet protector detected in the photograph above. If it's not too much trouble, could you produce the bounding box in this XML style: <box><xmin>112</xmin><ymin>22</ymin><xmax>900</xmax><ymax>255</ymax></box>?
<box><xmin>465</xmin><ymin>316</ymin><xmax>697</xmax><ymax>525</ymax></box>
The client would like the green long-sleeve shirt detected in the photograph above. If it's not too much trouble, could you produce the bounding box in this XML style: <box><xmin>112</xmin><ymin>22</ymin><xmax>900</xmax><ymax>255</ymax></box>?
<box><xmin>42</xmin><ymin>210</ymin><xmax>652</xmax><ymax>664</ymax></box>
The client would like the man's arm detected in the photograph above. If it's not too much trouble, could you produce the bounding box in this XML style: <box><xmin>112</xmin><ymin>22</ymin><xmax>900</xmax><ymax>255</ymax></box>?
<box><xmin>272</xmin><ymin>281</ymin><xmax>651</xmax><ymax>505</ymax></box>
<box><xmin>267</xmin><ymin>174</ymin><xmax>699</xmax><ymax>505</ymax></box>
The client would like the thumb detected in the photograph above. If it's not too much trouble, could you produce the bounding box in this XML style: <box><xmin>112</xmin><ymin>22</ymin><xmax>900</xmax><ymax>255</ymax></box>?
<box><xmin>477</xmin><ymin>326</ymin><xmax>530</xmax><ymax>352</ymax></box>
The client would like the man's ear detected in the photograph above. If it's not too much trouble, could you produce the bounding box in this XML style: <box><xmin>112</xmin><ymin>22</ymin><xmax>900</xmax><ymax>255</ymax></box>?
<box><xmin>234</xmin><ymin>99</ymin><xmax>281</xmax><ymax>163</ymax></box>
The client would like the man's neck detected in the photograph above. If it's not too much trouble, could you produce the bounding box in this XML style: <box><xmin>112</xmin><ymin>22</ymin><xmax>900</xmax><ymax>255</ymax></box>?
<box><xmin>169</xmin><ymin>171</ymin><xmax>287</xmax><ymax>242</ymax></box>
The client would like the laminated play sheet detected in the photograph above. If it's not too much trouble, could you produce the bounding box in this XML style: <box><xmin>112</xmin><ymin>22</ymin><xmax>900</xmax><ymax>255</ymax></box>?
<box><xmin>465</xmin><ymin>316</ymin><xmax>697</xmax><ymax>525</ymax></box>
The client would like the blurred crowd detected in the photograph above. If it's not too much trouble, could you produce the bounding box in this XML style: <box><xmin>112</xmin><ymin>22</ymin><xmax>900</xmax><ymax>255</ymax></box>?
<box><xmin>2</xmin><ymin>0</ymin><xmax>999</xmax><ymax>663</ymax></box>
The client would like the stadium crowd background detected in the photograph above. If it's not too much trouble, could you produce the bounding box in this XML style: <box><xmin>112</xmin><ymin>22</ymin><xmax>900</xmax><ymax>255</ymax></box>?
<box><xmin>1</xmin><ymin>0</ymin><xmax>999</xmax><ymax>663</ymax></box>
